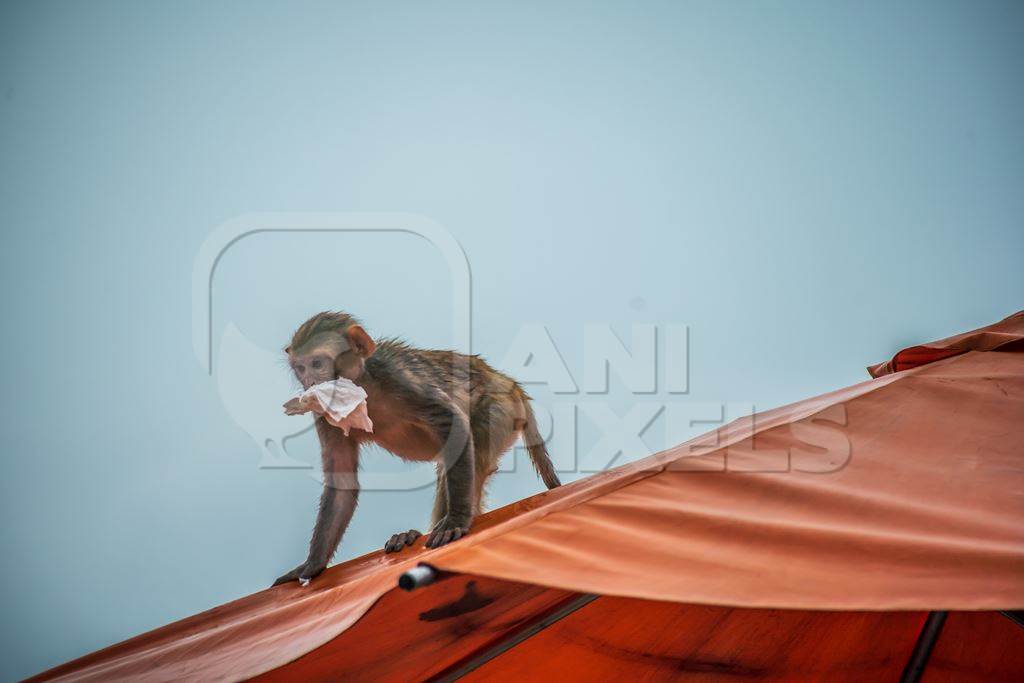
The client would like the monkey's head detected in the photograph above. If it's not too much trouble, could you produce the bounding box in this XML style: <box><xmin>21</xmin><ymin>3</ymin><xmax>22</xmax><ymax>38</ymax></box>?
<box><xmin>286</xmin><ymin>311</ymin><xmax>376</xmax><ymax>388</ymax></box>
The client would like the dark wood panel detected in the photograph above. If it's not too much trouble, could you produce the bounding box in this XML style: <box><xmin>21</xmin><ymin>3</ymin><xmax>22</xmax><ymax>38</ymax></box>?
<box><xmin>922</xmin><ymin>611</ymin><xmax>1024</xmax><ymax>682</ymax></box>
<box><xmin>462</xmin><ymin>598</ymin><xmax>926</xmax><ymax>682</ymax></box>
<box><xmin>251</xmin><ymin>574</ymin><xmax>575</xmax><ymax>682</ymax></box>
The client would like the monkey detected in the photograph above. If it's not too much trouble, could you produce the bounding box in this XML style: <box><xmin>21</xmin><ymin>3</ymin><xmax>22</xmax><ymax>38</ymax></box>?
<box><xmin>272</xmin><ymin>311</ymin><xmax>560</xmax><ymax>586</ymax></box>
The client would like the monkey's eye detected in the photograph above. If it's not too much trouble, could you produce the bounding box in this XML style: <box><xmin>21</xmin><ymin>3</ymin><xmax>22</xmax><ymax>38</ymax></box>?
<box><xmin>311</xmin><ymin>359</ymin><xmax>323</xmax><ymax>370</ymax></box>
<box><xmin>294</xmin><ymin>364</ymin><xmax>305</xmax><ymax>373</ymax></box>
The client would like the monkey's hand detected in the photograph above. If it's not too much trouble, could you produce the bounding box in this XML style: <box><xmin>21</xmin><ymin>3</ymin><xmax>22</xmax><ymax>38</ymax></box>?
<box><xmin>272</xmin><ymin>561</ymin><xmax>326</xmax><ymax>587</ymax></box>
<box><xmin>384</xmin><ymin>528</ymin><xmax>422</xmax><ymax>553</ymax></box>
<box><xmin>425</xmin><ymin>516</ymin><xmax>471</xmax><ymax>549</ymax></box>
<box><xmin>282</xmin><ymin>397</ymin><xmax>306</xmax><ymax>415</ymax></box>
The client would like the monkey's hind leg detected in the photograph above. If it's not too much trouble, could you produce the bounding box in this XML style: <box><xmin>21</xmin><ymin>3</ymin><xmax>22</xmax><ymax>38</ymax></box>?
<box><xmin>428</xmin><ymin>464</ymin><xmax>448</xmax><ymax>529</ymax></box>
<box><xmin>425</xmin><ymin>406</ymin><xmax>475</xmax><ymax>548</ymax></box>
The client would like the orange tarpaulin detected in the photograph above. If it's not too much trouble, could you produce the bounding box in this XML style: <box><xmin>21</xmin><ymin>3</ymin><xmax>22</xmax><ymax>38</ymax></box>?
<box><xmin>866</xmin><ymin>310</ymin><xmax>1024</xmax><ymax>377</ymax></box>
<box><xmin>31</xmin><ymin>312</ymin><xmax>1024</xmax><ymax>682</ymax></box>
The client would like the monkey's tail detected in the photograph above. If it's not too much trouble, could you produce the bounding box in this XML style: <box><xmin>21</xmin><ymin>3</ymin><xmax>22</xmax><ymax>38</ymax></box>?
<box><xmin>521</xmin><ymin>400</ymin><xmax>561</xmax><ymax>489</ymax></box>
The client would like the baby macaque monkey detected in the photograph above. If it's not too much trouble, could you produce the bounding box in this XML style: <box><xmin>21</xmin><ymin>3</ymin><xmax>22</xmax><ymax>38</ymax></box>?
<box><xmin>273</xmin><ymin>311</ymin><xmax>560</xmax><ymax>586</ymax></box>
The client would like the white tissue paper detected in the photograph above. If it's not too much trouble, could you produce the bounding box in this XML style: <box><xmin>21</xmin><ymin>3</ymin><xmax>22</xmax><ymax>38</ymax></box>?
<box><xmin>284</xmin><ymin>378</ymin><xmax>374</xmax><ymax>435</ymax></box>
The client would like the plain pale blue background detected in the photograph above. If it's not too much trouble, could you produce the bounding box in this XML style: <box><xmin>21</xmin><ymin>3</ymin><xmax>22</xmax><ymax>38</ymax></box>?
<box><xmin>2</xmin><ymin>1</ymin><xmax>1022</xmax><ymax>679</ymax></box>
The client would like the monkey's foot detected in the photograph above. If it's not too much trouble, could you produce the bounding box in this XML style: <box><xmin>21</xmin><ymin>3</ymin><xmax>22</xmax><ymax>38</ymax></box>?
<box><xmin>384</xmin><ymin>529</ymin><xmax>422</xmax><ymax>553</ymax></box>
<box><xmin>272</xmin><ymin>561</ymin><xmax>326</xmax><ymax>587</ymax></box>
<box><xmin>425</xmin><ymin>517</ymin><xmax>470</xmax><ymax>549</ymax></box>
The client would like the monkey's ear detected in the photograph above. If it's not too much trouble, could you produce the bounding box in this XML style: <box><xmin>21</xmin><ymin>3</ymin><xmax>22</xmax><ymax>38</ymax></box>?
<box><xmin>284</xmin><ymin>345</ymin><xmax>292</xmax><ymax>355</ymax></box>
<box><xmin>346</xmin><ymin>325</ymin><xmax>376</xmax><ymax>358</ymax></box>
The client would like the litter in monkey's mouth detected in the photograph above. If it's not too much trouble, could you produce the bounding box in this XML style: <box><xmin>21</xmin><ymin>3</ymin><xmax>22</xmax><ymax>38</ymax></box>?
<box><xmin>283</xmin><ymin>378</ymin><xmax>374</xmax><ymax>435</ymax></box>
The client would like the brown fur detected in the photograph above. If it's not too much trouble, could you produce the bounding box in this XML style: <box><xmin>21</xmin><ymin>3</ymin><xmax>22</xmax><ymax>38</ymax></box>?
<box><xmin>272</xmin><ymin>311</ymin><xmax>560</xmax><ymax>586</ymax></box>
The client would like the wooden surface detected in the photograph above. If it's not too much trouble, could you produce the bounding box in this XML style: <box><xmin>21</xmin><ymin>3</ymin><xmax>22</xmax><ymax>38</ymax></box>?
<box><xmin>922</xmin><ymin>612</ymin><xmax>1024</xmax><ymax>682</ymax></box>
<box><xmin>461</xmin><ymin>597</ymin><xmax>927</xmax><ymax>682</ymax></box>
<box><xmin>249</xmin><ymin>578</ymin><xmax>1023</xmax><ymax>681</ymax></box>
<box><xmin>252</xmin><ymin>574</ymin><xmax>575</xmax><ymax>682</ymax></box>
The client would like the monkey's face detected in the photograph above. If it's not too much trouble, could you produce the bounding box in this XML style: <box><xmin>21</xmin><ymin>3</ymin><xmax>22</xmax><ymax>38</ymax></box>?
<box><xmin>287</xmin><ymin>323</ymin><xmax>376</xmax><ymax>388</ymax></box>
<box><xmin>290</xmin><ymin>348</ymin><xmax>337</xmax><ymax>389</ymax></box>
<box><xmin>289</xmin><ymin>333</ymin><xmax>348</xmax><ymax>389</ymax></box>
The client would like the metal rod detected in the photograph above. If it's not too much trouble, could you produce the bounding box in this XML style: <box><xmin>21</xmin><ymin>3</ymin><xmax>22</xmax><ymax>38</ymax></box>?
<box><xmin>398</xmin><ymin>564</ymin><xmax>438</xmax><ymax>591</ymax></box>
<box><xmin>1000</xmin><ymin>611</ymin><xmax>1024</xmax><ymax>629</ymax></box>
<box><xmin>431</xmin><ymin>593</ymin><xmax>599</xmax><ymax>682</ymax></box>
<box><xmin>900</xmin><ymin>611</ymin><xmax>948</xmax><ymax>683</ymax></box>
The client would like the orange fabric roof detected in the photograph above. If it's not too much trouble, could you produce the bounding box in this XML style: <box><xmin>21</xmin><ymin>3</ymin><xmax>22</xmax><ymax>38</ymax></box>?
<box><xmin>31</xmin><ymin>312</ymin><xmax>1024</xmax><ymax>682</ymax></box>
<box><xmin>867</xmin><ymin>310</ymin><xmax>1024</xmax><ymax>377</ymax></box>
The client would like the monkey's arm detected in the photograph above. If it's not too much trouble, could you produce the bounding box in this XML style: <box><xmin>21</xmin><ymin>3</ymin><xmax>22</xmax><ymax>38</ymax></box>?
<box><xmin>273</xmin><ymin>419</ymin><xmax>359</xmax><ymax>586</ymax></box>
<box><xmin>424</xmin><ymin>399</ymin><xmax>475</xmax><ymax>548</ymax></box>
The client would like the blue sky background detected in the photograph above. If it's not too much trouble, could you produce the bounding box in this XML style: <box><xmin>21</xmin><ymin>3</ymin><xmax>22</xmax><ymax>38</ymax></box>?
<box><xmin>2</xmin><ymin>1</ymin><xmax>1022</xmax><ymax>679</ymax></box>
